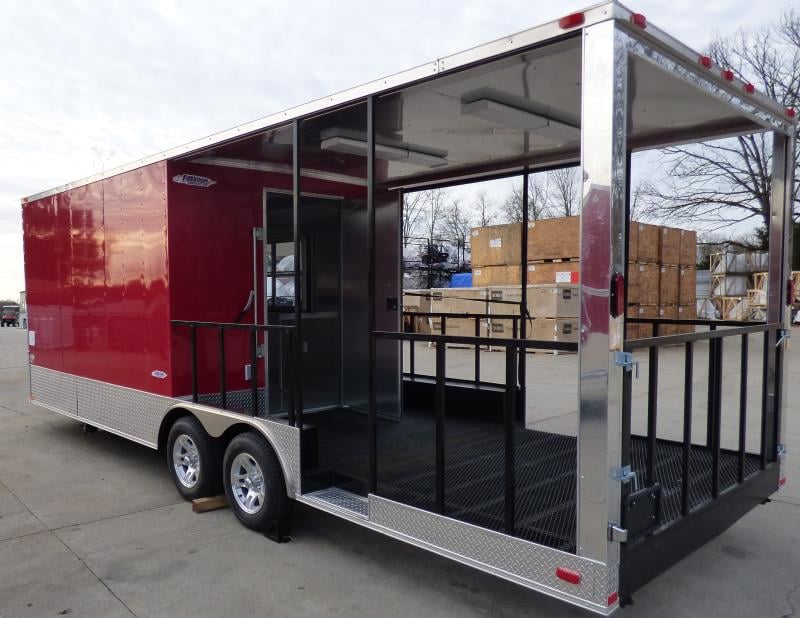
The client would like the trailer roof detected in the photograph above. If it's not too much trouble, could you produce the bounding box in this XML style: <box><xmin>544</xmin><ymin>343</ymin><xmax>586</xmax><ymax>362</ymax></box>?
<box><xmin>23</xmin><ymin>1</ymin><xmax>796</xmax><ymax>203</ymax></box>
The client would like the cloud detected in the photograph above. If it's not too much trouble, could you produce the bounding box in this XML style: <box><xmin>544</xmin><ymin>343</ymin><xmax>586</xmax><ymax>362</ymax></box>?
<box><xmin>0</xmin><ymin>0</ymin><xmax>795</xmax><ymax>297</ymax></box>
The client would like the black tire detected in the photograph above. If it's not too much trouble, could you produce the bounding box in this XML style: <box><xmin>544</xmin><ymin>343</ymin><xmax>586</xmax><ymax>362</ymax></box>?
<box><xmin>223</xmin><ymin>432</ymin><xmax>289</xmax><ymax>532</ymax></box>
<box><xmin>166</xmin><ymin>416</ymin><xmax>222</xmax><ymax>500</ymax></box>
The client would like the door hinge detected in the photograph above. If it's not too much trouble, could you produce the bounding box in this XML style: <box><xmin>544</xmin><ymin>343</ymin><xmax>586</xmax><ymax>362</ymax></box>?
<box><xmin>256</xmin><ymin>343</ymin><xmax>266</xmax><ymax>359</ymax></box>
<box><xmin>777</xmin><ymin>444</ymin><xmax>787</xmax><ymax>457</ymax></box>
<box><xmin>253</xmin><ymin>227</ymin><xmax>264</xmax><ymax>241</ymax></box>
<box><xmin>614</xmin><ymin>351</ymin><xmax>639</xmax><ymax>377</ymax></box>
<box><xmin>776</xmin><ymin>329</ymin><xmax>791</xmax><ymax>348</ymax></box>
<box><xmin>608</xmin><ymin>523</ymin><xmax>628</xmax><ymax>543</ymax></box>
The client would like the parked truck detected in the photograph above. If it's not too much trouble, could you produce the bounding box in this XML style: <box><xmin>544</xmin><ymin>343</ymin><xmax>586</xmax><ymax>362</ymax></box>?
<box><xmin>1</xmin><ymin>305</ymin><xmax>19</xmax><ymax>327</ymax></box>
<box><xmin>20</xmin><ymin>3</ymin><xmax>794</xmax><ymax>614</ymax></box>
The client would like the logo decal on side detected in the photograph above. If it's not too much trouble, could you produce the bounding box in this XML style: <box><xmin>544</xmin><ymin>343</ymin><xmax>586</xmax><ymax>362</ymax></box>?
<box><xmin>172</xmin><ymin>174</ymin><xmax>216</xmax><ymax>188</ymax></box>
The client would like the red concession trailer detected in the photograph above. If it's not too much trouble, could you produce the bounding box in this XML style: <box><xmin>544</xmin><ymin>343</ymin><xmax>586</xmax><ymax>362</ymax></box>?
<box><xmin>21</xmin><ymin>3</ymin><xmax>794</xmax><ymax>614</ymax></box>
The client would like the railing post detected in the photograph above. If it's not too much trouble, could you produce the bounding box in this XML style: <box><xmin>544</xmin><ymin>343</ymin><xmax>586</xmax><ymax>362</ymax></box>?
<box><xmin>761</xmin><ymin>329</ymin><xmax>769</xmax><ymax>469</ymax></box>
<box><xmin>250</xmin><ymin>325</ymin><xmax>258</xmax><ymax>417</ymax></box>
<box><xmin>369</xmin><ymin>333</ymin><xmax>377</xmax><ymax>494</ymax></box>
<box><xmin>474</xmin><ymin>317</ymin><xmax>481</xmax><ymax>385</ymax></box>
<box><xmin>646</xmin><ymin>338</ymin><xmax>659</xmax><ymax>487</ymax></box>
<box><xmin>681</xmin><ymin>341</ymin><xmax>693</xmax><ymax>516</ymax></box>
<box><xmin>286</xmin><ymin>330</ymin><xmax>296</xmax><ymax>427</ymax></box>
<box><xmin>435</xmin><ymin>340</ymin><xmax>446</xmax><ymax>514</ymax></box>
<box><xmin>409</xmin><ymin>313</ymin><xmax>416</xmax><ymax>378</ymax></box>
<box><xmin>711</xmin><ymin>336</ymin><xmax>723</xmax><ymax>497</ymax></box>
<box><xmin>737</xmin><ymin>333</ymin><xmax>748</xmax><ymax>483</ymax></box>
<box><xmin>504</xmin><ymin>344</ymin><xmax>517</xmax><ymax>535</ymax></box>
<box><xmin>707</xmin><ymin>324</ymin><xmax>717</xmax><ymax>448</ymax></box>
<box><xmin>190</xmin><ymin>324</ymin><xmax>198</xmax><ymax>403</ymax></box>
<box><xmin>218</xmin><ymin>326</ymin><xmax>227</xmax><ymax>410</ymax></box>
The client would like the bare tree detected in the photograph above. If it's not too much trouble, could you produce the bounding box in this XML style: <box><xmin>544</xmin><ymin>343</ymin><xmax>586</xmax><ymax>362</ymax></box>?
<box><xmin>548</xmin><ymin>167</ymin><xmax>580</xmax><ymax>217</ymax></box>
<box><xmin>422</xmin><ymin>188</ymin><xmax>447</xmax><ymax>243</ymax></box>
<box><xmin>402</xmin><ymin>190</ymin><xmax>426</xmax><ymax>248</ymax></box>
<box><xmin>640</xmin><ymin>10</ymin><xmax>800</xmax><ymax>231</ymax></box>
<box><xmin>442</xmin><ymin>198</ymin><xmax>472</xmax><ymax>267</ymax></box>
<box><xmin>472</xmin><ymin>190</ymin><xmax>497</xmax><ymax>227</ymax></box>
<box><xmin>501</xmin><ymin>174</ymin><xmax>551</xmax><ymax>222</ymax></box>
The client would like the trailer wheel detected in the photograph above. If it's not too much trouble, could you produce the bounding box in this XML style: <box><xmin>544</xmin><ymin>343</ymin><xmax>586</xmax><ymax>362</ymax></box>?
<box><xmin>166</xmin><ymin>416</ymin><xmax>222</xmax><ymax>500</ymax></box>
<box><xmin>223</xmin><ymin>432</ymin><xmax>288</xmax><ymax>532</ymax></box>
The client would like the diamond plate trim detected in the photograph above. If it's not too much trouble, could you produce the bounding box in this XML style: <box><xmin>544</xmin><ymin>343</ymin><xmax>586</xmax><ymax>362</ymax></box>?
<box><xmin>369</xmin><ymin>495</ymin><xmax>612</xmax><ymax>614</ymax></box>
<box><xmin>30</xmin><ymin>365</ymin><xmax>77</xmax><ymax>416</ymax></box>
<box><xmin>253</xmin><ymin>417</ymin><xmax>301</xmax><ymax>497</ymax></box>
<box><xmin>305</xmin><ymin>488</ymin><xmax>369</xmax><ymax>518</ymax></box>
<box><xmin>76</xmin><ymin>377</ymin><xmax>178</xmax><ymax>447</ymax></box>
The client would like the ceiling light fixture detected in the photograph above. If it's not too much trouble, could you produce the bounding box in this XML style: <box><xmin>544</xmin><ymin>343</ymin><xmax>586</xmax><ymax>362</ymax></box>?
<box><xmin>320</xmin><ymin>128</ymin><xmax>448</xmax><ymax>168</ymax></box>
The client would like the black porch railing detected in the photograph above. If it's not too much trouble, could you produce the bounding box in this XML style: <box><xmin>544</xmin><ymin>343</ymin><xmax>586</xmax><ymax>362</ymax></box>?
<box><xmin>369</xmin><ymin>329</ymin><xmax>577</xmax><ymax>535</ymax></box>
<box><xmin>402</xmin><ymin>310</ymin><xmax>527</xmax><ymax>386</ymax></box>
<box><xmin>171</xmin><ymin>320</ymin><xmax>298</xmax><ymax>426</ymax></box>
<box><xmin>624</xmin><ymin>317</ymin><xmax>782</xmax><ymax>521</ymax></box>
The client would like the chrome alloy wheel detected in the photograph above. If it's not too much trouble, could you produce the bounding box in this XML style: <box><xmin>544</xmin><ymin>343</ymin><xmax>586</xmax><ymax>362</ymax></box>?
<box><xmin>172</xmin><ymin>434</ymin><xmax>201</xmax><ymax>488</ymax></box>
<box><xmin>230</xmin><ymin>452</ymin><xmax>266</xmax><ymax>514</ymax></box>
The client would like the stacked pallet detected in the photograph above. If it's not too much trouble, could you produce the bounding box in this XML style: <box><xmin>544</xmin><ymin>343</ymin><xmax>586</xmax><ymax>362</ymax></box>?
<box><xmin>471</xmin><ymin>217</ymin><xmax>698</xmax><ymax>338</ymax></box>
<box><xmin>709</xmin><ymin>252</ymin><xmax>768</xmax><ymax>320</ymax></box>
<box><xmin>402</xmin><ymin>291</ymin><xmax>432</xmax><ymax>334</ymax></box>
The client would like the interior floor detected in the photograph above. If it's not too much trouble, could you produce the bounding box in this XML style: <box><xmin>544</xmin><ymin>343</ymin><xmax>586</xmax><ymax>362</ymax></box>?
<box><xmin>302</xmin><ymin>405</ymin><xmax>763</xmax><ymax>554</ymax></box>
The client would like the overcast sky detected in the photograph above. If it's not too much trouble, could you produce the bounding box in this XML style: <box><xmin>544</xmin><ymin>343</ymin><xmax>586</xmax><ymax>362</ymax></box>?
<box><xmin>0</xmin><ymin>0</ymin><xmax>796</xmax><ymax>300</ymax></box>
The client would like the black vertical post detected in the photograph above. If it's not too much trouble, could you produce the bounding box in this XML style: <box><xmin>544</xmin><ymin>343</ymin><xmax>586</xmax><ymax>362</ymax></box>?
<box><xmin>707</xmin><ymin>324</ymin><xmax>717</xmax><ymax>448</ymax></box>
<box><xmin>250</xmin><ymin>325</ymin><xmax>258</xmax><ymax>417</ymax></box>
<box><xmin>738</xmin><ymin>333</ymin><xmax>748</xmax><ymax>483</ymax></box>
<box><xmin>646</xmin><ymin>337</ymin><xmax>659</xmax><ymax>486</ymax></box>
<box><xmin>504</xmin><ymin>344</ymin><xmax>517</xmax><ymax>535</ymax></box>
<box><xmin>711</xmin><ymin>337</ymin><xmax>723</xmax><ymax>497</ymax></box>
<box><xmin>435</xmin><ymin>341</ymin><xmax>446</xmax><ymax>515</ymax></box>
<box><xmin>367</xmin><ymin>97</ymin><xmax>377</xmax><ymax>495</ymax></box>
<box><xmin>773</xmin><ymin>338</ymin><xmax>783</xmax><ymax>464</ymax></box>
<box><xmin>621</xmin><ymin>361</ymin><xmax>633</xmax><ymax>490</ymax></box>
<box><xmin>288</xmin><ymin>329</ymin><xmax>298</xmax><ymax>427</ymax></box>
<box><xmin>190</xmin><ymin>324</ymin><xmax>198</xmax><ymax>403</ymax></box>
<box><xmin>474</xmin><ymin>317</ymin><xmax>481</xmax><ymax>384</ymax></box>
<box><xmin>760</xmin><ymin>329</ymin><xmax>769</xmax><ymax>469</ymax></box>
<box><xmin>218</xmin><ymin>326</ymin><xmax>227</xmax><ymax>410</ymax></box>
<box><xmin>518</xmin><ymin>172</ymin><xmax>529</xmax><ymax>407</ymax></box>
<box><xmin>285</xmin><ymin>331</ymin><xmax>296</xmax><ymax>427</ymax></box>
<box><xmin>681</xmin><ymin>341</ymin><xmax>693</xmax><ymax>516</ymax></box>
<box><xmin>409</xmin><ymin>314</ymin><xmax>416</xmax><ymax>378</ymax></box>
<box><xmin>292</xmin><ymin>119</ymin><xmax>303</xmax><ymax>425</ymax></box>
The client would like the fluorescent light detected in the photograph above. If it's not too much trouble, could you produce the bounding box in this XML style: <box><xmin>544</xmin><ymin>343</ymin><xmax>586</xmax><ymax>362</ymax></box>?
<box><xmin>461</xmin><ymin>98</ymin><xmax>551</xmax><ymax>131</ymax></box>
<box><xmin>461</xmin><ymin>96</ymin><xmax>580</xmax><ymax>142</ymax></box>
<box><xmin>319</xmin><ymin>128</ymin><xmax>448</xmax><ymax>168</ymax></box>
<box><xmin>189</xmin><ymin>156</ymin><xmax>367</xmax><ymax>187</ymax></box>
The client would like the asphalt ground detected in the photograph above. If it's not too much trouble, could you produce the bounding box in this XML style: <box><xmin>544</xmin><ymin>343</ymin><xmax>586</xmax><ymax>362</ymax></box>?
<box><xmin>0</xmin><ymin>326</ymin><xmax>798</xmax><ymax>617</ymax></box>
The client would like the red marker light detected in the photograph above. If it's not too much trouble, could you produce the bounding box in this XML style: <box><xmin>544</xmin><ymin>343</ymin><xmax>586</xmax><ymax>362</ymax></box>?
<box><xmin>610</xmin><ymin>272</ymin><xmax>625</xmax><ymax>318</ymax></box>
<box><xmin>744</xmin><ymin>83</ymin><xmax>755</xmax><ymax>94</ymax></box>
<box><xmin>722</xmin><ymin>69</ymin><xmax>735</xmax><ymax>81</ymax></box>
<box><xmin>608</xmin><ymin>592</ymin><xmax>619</xmax><ymax>606</ymax></box>
<box><xmin>558</xmin><ymin>12</ymin><xmax>585</xmax><ymax>29</ymax></box>
<box><xmin>630</xmin><ymin>13</ymin><xmax>647</xmax><ymax>28</ymax></box>
<box><xmin>556</xmin><ymin>567</ymin><xmax>582</xmax><ymax>585</ymax></box>
<box><xmin>699</xmin><ymin>55</ymin><xmax>713</xmax><ymax>68</ymax></box>
<box><xmin>779</xmin><ymin>476</ymin><xmax>787</xmax><ymax>487</ymax></box>
<box><xmin>787</xmin><ymin>108</ymin><xmax>797</xmax><ymax>119</ymax></box>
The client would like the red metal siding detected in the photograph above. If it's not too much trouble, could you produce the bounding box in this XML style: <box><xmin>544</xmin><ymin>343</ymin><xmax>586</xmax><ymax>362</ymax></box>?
<box><xmin>22</xmin><ymin>163</ymin><xmax>171</xmax><ymax>396</ymax></box>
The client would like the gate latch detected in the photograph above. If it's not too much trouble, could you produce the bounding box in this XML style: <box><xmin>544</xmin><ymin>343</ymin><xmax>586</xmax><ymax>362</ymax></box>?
<box><xmin>776</xmin><ymin>329</ymin><xmax>791</xmax><ymax>348</ymax></box>
<box><xmin>608</xmin><ymin>523</ymin><xmax>628</xmax><ymax>543</ymax></box>
<box><xmin>610</xmin><ymin>465</ymin><xmax>638</xmax><ymax>490</ymax></box>
<box><xmin>614</xmin><ymin>351</ymin><xmax>639</xmax><ymax>378</ymax></box>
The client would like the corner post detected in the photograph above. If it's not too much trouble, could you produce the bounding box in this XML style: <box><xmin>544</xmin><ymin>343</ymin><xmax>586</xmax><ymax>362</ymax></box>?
<box><xmin>577</xmin><ymin>20</ymin><xmax>628</xmax><ymax>568</ymax></box>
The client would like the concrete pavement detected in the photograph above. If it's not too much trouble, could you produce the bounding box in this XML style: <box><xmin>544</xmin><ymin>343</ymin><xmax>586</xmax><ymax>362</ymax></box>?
<box><xmin>0</xmin><ymin>326</ymin><xmax>798</xmax><ymax>617</ymax></box>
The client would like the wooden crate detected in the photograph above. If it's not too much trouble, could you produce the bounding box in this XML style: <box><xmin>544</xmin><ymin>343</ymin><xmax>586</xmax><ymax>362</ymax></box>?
<box><xmin>659</xmin><ymin>265</ymin><xmax>680</xmax><ymax>305</ymax></box>
<box><xmin>677</xmin><ymin>304</ymin><xmax>697</xmax><ymax>334</ymax></box>
<box><xmin>678</xmin><ymin>268</ymin><xmax>697</xmax><ymax>305</ymax></box>
<box><xmin>659</xmin><ymin>227</ymin><xmax>682</xmax><ymax>265</ymax></box>
<box><xmin>631</xmin><ymin>304</ymin><xmax>658</xmax><ymax>338</ymax></box>
<box><xmin>631</xmin><ymin>263</ymin><xmax>659</xmax><ymax>305</ymax></box>
<box><xmin>632</xmin><ymin>222</ymin><xmax>660</xmax><ymax>263</ymax></box>
<box><xmin>526</xmin><ymin>216</ymin><xmax>580</xmax><ymax>261</ymax></box>
<box><xmin>658</xmin><ymin>304</ymin><xmax>679</xmax><ymax>336</ymax></box>
<box><xmin>471</xmin><ymin>223</ymin><xmax>521</xmax><ymax>267</ymax></box>
<box><xmin>402</xmin><ymin>290</ymin><xmax>431</xmax><ymax>313</ymax></box>
<box><xmin>526</xmin><ymin>260</ymin><xmax>580</xmax><ymax>285</ymax></box>
<box><xmin>626</xmin><ymin>305</ymin><xmax>639</xmax><ymax>340</ymax></box>
<box><xmin>473</xmin><ymin>265</ymin><xmax>521</xmax><ymax>287</ymax></box>
<box><xmin>679</xmin><ymin>229</ymin><xmax>697</xmax><ymax>266</ymax></box>
<box><xmin>531</xmin><ymin>317</ymin><xmax>579</xmax><ymax>343</ymax></box>
<box><xmin>627</xmin><ymin>261</ymin><xmax>640</xmax><ymax>304</ymax></box>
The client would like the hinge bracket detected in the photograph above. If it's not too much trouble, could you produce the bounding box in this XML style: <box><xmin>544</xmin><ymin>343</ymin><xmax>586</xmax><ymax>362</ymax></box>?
<box><xmin>614</xmin><ymin>351</ymin><xmax>639</xmax><ymax>377</ymax></box>
<box><xmin>608</xmin><ymin>523</ymin><xmax>628</xmax><ymax>543</ymax></box>
<box><xmin>776</xmin><ymin>329</ymin><xmax>791</xmax><ymax>348</ymax></box>
<box><xmin>256</xmin><ymin>343</ymin><xmax>266</xmax><ymax>359</ymax></box>
<box><xmin>253</xmin><ymin>227</ymin><xmax>264</xmax><ymax>241</ymax></box>
<box><xmin>610</xmin><ymin>465</ymin><xmax>638</xmax><ymax>490</ymax></box>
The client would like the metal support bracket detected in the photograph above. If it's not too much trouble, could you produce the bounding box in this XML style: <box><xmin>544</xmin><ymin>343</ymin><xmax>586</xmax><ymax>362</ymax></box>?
<box><xmin>256</xmin><ymin>343</ymin><xmax>266</xmax><ymax>359</ymax></box>
<box><xmin>777</xmin><ymin>444</ymin><xmax>787</xmax><ymax>457</ymax></box>
<box><xmin>611</xmin><ymin>465</ymin><xmax>639</xmax><ymax>491</ymax></box>
<box><xmin>776</xmin><ymin>329</ymin><xmax>791</xmax><ymax>348</ymax></box>
<box><xmin>614</xmin><ymin>351</ymin><xmax>639</xmax><ymax>378</ymax></box>
<box><xmin>608</xmin><ymin>523</ymin><xmax>628</xmax><ymax>543</ymax></box>
<box><xmin>253</xmin><ymin>227</ymin><xmax>264</xmax><ymax>241</ymax></box>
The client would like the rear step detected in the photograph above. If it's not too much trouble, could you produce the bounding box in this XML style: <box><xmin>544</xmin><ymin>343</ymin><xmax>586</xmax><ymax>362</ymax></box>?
<box><xmin>303</xmin><ymin>487</ymin><xmax>369</xmax><ymax>519</ymax></box>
